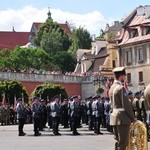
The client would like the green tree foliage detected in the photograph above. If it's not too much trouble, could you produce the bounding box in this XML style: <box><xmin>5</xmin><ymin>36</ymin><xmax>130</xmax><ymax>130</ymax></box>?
<box><xmin>0</xmin><ymin>49</ymin><xmax>12</xmax><ymax>70</ymax></box>
<box><xmin>69</xmin><ymin>27</ymin><xmax>92</xmax><ymax>54</ymax></box>
<box><xmin>0</xmin><ymin>80</ymin><xmax>29</xmax><ymax>105</ymax></box>
<box><xmin>9</xmin><ymin>47</ymin><xmax>50</xmax><ymax>71</ymax></box>
<box><xmin>34</xmin><ymin>20</ymin><xmax>71</xmax><ymax>54</ymax></box>
<box><xmin>32</xmin><ymin>83</ymin><xmax>68</xmax><ymax>103</ymax></box>
<box><xmin>51</xmin><ymin>51</ymin><xmax>76</xmax><ymax>73</ymax></box>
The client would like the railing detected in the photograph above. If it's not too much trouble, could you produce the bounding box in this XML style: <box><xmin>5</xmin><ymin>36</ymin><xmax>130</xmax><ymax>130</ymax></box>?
<box><xmin>0</xmin><ymin>71</ymin><xmax>93</xmax><ymax>83</ymax></box>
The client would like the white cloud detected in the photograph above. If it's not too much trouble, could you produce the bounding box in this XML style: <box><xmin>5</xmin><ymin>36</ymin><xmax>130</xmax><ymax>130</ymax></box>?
<box><xmin>0</xmin><ymin>5</ymin><xmax>113</xmax><ymax>36</ymax></box>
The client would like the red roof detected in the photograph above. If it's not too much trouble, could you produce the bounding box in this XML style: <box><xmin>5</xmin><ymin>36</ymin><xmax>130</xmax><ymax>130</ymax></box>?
<box><xmin>31</xmin><ymin>22</ymin><xmax>72</xmax><ymax>36</ymax></box>
<box><xmin>0</xmin><ymin>31</ymin><xmax>30</xmax><ymax>50</ymax></box>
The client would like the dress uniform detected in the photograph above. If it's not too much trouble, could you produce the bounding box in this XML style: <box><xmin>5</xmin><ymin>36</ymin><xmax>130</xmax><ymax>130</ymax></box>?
<box><xmin>144</xmin><ymin>84</ymin><xmax>150</xmax><ymax>140</ymax></box>
<box><xmin>16</xmin><ymin>98</ymin><xmax>27</xmax><ymax>136</ymax></box>
<box><xmin>31</xmin><ymin>97</ymin><xmax>43</xmax><ymax>136</ymax></box>
<box><xmin>92</xmin><ymin>95</ymin><xmax>103</xmax><ymax>135</ymax></box>
<box><xmin>69</xmin><ymin>95</ymin><xmax>80</xmax><ymax>135</ymax></box>
<box><xmin>50</xmin><ymin>95</ymin><xmax>61</xmax><ymax>135</ymax></box>
<box><xmin>109</xmin><ymin>67</ymin><xmax>135</xmax><ymax>150</ymax></box>
<box><xmin>132</xmin><ymin>91</ymin><xmax>142</xmax><ymax>121</ymax></box>
<box><xmin>86</xmin><ymin>96</ymin><xmax>93</xmax><ymax>130</ymax></box>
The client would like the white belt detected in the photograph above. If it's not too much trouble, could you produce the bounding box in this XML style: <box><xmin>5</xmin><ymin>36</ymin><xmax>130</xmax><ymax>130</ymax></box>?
<box><xmin>113</xmin><ymin>108</ymin><xmax>125</xmax><ymax>112</ymax></box>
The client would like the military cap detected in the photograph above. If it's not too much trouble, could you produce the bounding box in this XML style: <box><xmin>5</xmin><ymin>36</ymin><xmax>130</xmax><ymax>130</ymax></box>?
<box><xmin>127</xmin><ymin>91</ymin><xmax>133</xmax><ymax>95</ymax></box>
<box><xmin>71</xmin><ymin>95</ymin><xmax>78</xmax><ymax>99</ymax></box>
<box><xmin>40</xmin><ymin>99</ymin><xmax>45</xmax><ymax>102</ymax></box>
<box><xmin>85</xmin><ymin>96</ymin><xmax>92</xmax><ymax>100</ymax></box>
<box><xmin>17</xmin><ymin>98</ymin><xmax>23</xmax><ymax>102</ymax></box>
<box><xmin>92</xmin><ymin>94</ymin><xmax>101</xmax><ymax>99</ymax></box>
<box><xmin>113</xmin><ymin>67</ymin><xmax>126</xmax><ymax>76</ymax></box>
<box><xmin>52</xmin><ymin>95</ymin><xmax>60</xmax><ymax>100</ymax></box>
<box><xmin>134</xmin><ymin>91</ymin><xmax>141</xmax><ymax>96</ymax></box>
<box><xmin>33</xmin><ymin>96</ymin><xmax>39</xmax><ymax>101</ymax></box>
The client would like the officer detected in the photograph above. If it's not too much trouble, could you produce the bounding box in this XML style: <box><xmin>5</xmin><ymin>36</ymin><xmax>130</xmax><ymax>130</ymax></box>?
<box><xmin>144</xmin><ymin>84</ymin><xmax>150</xmax><ymax>141</ymax></box>
<box><xmin>86</xmin><ymin>96</ymin><xmax>93</xmax><ymax>130</ymax></box>
<box><xmin>31</xmin><ymin>97</ymin><xmax>43</xmax><ymax>136</ymax></box>
<box><xmin>50</xmin><ymin>95</ymin><xmax>61</xmax><ymax>135</ymax></box>
<box><xmin>139</xmin><ymin>91</ymin><xmax>146</xmax><ymax>123</ymax></box>
<box><xmin>109</xmin><ymin>67</ymin><xmax>136</xmax><ymax>150</ymax></box>
<box><xmin>69</xmin><ymin>95</ymin><xmax>81</xmax><ymax>135</ymax></box>
<box><xmin>104</xmin><ymin>97</ymin><xmax>112</xmax><ymax>132</ymax></box>
<box><xmin>127</xmin><ymin>91</ymin><xmax>134</xmax><ymax>113</ymax></box>
<box><xmin>16</xmin><ymin>98</ymin><xmax>27</xmax><ymax>136</ymax></box>
<box><xmin>61</xmin><ymin>98</ymin><xmax>69</xmax><ymax>128</ymax></box>
<box><xmin>132</xmin><ymin>91</ymin><xmax>142</xmax><ymax>121</ymax></box>
<box><xmin>92</xmin><ymin>94</ymin><xmax>104</xmax><ymax>135</ymax></box>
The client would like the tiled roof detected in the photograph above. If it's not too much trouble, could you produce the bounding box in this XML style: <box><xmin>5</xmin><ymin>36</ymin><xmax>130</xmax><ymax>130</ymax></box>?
<box><xmin>31</xmin><ymin>22</ymin><xmax>72</xmax><ymax>36</ymax></box>
<box><xmin>118</xmin><ymin>5</ymin><xmax>150</xmax><ymax>46</ymax></box>
<box><xmin>118</xmin><ymin>34</ymin><xmax>150</xmax><ymax>46</ymax></box>
<box><xmin>87</xmin><ymin>47</ymin><xmax>109</xmax><ymax>72</ymax></box>
<box><xmin>0</xmin><ymin>31</ymin><xmax>30</xmax><ymax>50</ymax></box>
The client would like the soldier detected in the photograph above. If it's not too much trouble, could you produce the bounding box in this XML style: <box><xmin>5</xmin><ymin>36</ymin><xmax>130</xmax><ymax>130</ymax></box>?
<box><xmin>16</xmin><ymin>98</ymin><xmax>27</xmax><ymax>136</ymax></box>
<box><xmin>139</xmin><ymin>91</ymin><xmax>146</xmax><ymax>123</ymax></box>
<box><xmin>127</xmin><ymin>91</ymin><xmax>134</xmax><ymax>113</ymax></box>
<box><xmin>144</xmin><ymin>84</ymin><xmax>150</xmax><ymax>141</ymax></box>
<box><xmin>69</xmin><ymin>95</ymin><xmax>81</xmax><ymax>135</ymax></box>
<box><xmin>132</xmin><ymin>91</ymin><xmax>142</xmax><ymax>121</ymax></box>
<box><xmin>104</xmin><ymin>97</ymin><xmax>112</xmax><ymax>132</ymax></box>
<box><xmin>61</xmin><ymin>99</ymin><xmax>69</xmax><ymax>128</ymax></box>
<box><xmin>109</xmin><ymin>67</ymin><xmax>136</xmax><ymax>150</ymax></box>
<box><xmin>86</xmin><ymin>96</ymin><xmax>93</xmax><ymax>130</ymax></box>
<box><xmin>50</xmin><ymin>95</ymin><xmax>61</xmax><ymax>135</ymax></box>
<box><xmin>31</xmin><ymin>97</ymin><xmax>43</xmax><ymax>136</ymax></box>
<box><xmin>92</xmin><ymin>94</ymin><xmax>104</xmax><ymax>135</ymax></box>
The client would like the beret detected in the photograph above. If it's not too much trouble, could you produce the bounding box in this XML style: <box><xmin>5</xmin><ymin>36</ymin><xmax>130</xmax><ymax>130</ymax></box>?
<box><xmin>127</xmin><ymin>91</ymin><xmax>133</xmax><ymax>95</ymax></box>
<box><xmin>134</xmin><ymin>91</ymin><xmax>141</xmax><ymax>96</ymax></box>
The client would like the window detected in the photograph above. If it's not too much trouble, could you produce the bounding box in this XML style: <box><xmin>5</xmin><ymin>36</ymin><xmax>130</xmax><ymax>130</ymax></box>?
<box><xmin>129</xmin><ymin>29</ymin><xmax>138</xmax><ymax>38</ymax></box>
<box><xmin>127</xmin><ymin>73</ymin><xmax>131</xmax><ymax>83</ymax></box>
<box><xmin>112</xmin><ymin>60</ymin><xmax>116</xmax><ymax>68</ymax></box>
<box><xmin>126</xmin><ymin>50</ymin><xmax>132</xmax><ymax>65</ymax></box>
<box><xmin>137</xmin><ymin>47</ymin><xmax>144</xmax><ymax>62</ymax></box>
<box><xmin>142</xmin><ymin>27</ymin><xmax>150</xmax><ymax>35</ymax></box>
<box><xmin>139</xmin><ymin>71</ymin><xmax>143</xmax><ymax>83</ymax></box>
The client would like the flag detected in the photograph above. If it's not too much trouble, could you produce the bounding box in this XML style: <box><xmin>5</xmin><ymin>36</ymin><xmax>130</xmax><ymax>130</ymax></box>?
<box><xmin>14</xmin><ymin>95</ymin><xmax>17</xmax><ymax>110</ymax></box>
<box><xmin>22</xmin><ymin>93</ymin><xmax>24</xmax><ymax>104</ymax></box>
<box><xmin>2</xmin><ymin>92</ymin><xmax>7</xmax><ymax>104</ymax></box>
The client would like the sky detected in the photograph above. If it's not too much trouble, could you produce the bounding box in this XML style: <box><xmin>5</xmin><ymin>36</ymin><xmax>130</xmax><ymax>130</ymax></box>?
<box><xmin>0</xmin><ymin>0</ymin><xmax>149</xmax><ymax>36</ymax></box>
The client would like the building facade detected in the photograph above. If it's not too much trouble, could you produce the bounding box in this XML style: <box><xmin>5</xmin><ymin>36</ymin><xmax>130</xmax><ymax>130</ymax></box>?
<box><xmin>117</xmin><ymin>5</ymin><xmax>150</xmax><ymax>91</ymax></box>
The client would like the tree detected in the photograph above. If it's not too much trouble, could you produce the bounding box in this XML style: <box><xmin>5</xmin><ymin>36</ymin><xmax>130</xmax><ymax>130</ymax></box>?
<box><xmin>32</xmin><ymin>83</ymin><xmax>68</xmax><ymax>103</ymax></box>
<box><xmin>0</xmin><ymin>49</ymin><xmax>12</xmax><ymax>70</ymax></box>
<box><xmin>9</xmin><ymin>47</ymin><xmax>50</xmax><ymax>71</ymax></box>
<box><xmin>69</xmin><ymin>26</ymin><xmax>92</xmax><ymax>54</ymax></box>
<box><xmin>52</xmin><ymin>51</ymin><xmax>77</xmax><ymax>73</ymax></box>
<box><xmin>34</xmin><ymin>20</ymin><xmax>71</xmax><ymax>54</ymax></box>
<box><xmin>0</xmin><ymin>80</ymin><xmax>29</xmax><ymax>105</ymax></box>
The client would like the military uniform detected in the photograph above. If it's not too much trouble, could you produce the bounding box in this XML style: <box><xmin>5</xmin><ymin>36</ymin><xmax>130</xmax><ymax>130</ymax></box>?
<box><xmin>109</xmin><ymin>67</ymin><xmax>135</xmax><ymax>150</ymax></box>
<box><xmin>144</xmin><ymin>84</ymin><xmax>150</xmax><ymax>140</ymax></box>
<box><xmin>92</xmin><ymin>95</ymin><xmax>104</xmax><ymax>135</ymax></box>
<box><xmin>31</xmin><ymin>97</ymin><xmax>43</xmax><ymax>136</ymax></box>
<box><xmin>132</xmin><ymin>91</ymin><xmax>142</xmax><ymax>121</ymax></box>
<box><xmin>86</xmin><ymin>96</ymin><xmax>93</xmax><ymax>130</ymax></box>
<box><xmin>69</xmin><ymin>95</ymin><xmax>80</xmax><ymax>135</ymax></box>
<box><xmin>50</xmin><ymin>95</ymin><xmax>61</xmax><ymax>135</ymax></box>
<box><xmin>16</xmin><ymin>98</ymin><xmax>27</xmax><ymax>136</ymax></box>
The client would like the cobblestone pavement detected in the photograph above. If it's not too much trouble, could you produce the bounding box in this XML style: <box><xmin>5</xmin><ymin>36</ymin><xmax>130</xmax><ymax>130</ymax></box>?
<box><xmin>0</xmin><ymin>124</ymin><xmax>149</xmax><ymax>150</ymax></box>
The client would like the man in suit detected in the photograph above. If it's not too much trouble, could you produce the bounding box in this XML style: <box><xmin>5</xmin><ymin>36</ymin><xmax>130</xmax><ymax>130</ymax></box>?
<box><xmin>109</xmin><ymin>67</ymin><xmax>136</xmax><ymax>150</ymax></box>
<box><xmin>144</xmin><ymin>84</ymin><xmax>150</xmax><ymax>140</ymax></box>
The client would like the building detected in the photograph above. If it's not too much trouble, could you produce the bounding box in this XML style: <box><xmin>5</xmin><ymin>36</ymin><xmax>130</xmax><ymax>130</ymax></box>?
<box><xmin>0</xmin><ymin>8</ymin><xmax>71</xmax><ymax>50</ymax></box>
<box><xmin>117</xmin><ymin>5</ymin><xmax>150</xmax><ymax>91</ymax></box>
